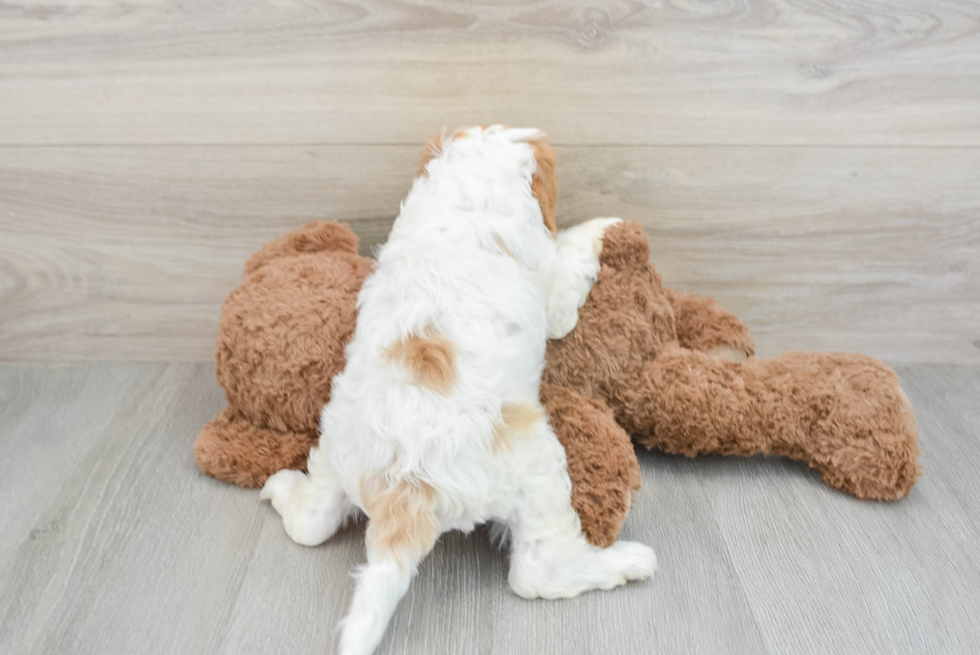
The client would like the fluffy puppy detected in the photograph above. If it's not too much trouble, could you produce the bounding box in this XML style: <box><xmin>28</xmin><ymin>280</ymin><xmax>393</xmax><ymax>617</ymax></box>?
<box><xmin>261</xmin><ymin>126</ymin><xmax>657</xmax><ymax>655</ymax></box>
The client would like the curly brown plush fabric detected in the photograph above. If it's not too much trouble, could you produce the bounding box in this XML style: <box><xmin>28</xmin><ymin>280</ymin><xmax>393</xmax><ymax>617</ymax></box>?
<box><xmin>631</xmin><ymin>347</ymin><xmax>921</xmax><ymax>499</ymax></box>
<box><xmin>666</xmin><ymin>289</ymin><xmax>756</xmax><ymax>359</ymax></box>
<box><xmin>194</xmin><ymin>222</ymin><xmax>372</xmax><ymax>492</ymax></box>
<box><xmin>540</xmin><ymin>385</ymin><xmax>641</xmax><ymax>546</ymax></box>
<box><xmin>544</xmin><ymin>221</ymin><xmax>920</xmax><ymax>527</ymax></box>
<box><xmin>196</xmin><ymin>407</ymin><xmax>318</xmax><ymax>489</ymax></box>
<box><xmin>195</xmin><ymin>220</ymin><xmax>921</xmax><ymax>548</ymax></box>
<box><xmin>215</xmin><ymin>222</ymin><xmax>373</xmax><ymax>435</ymax></box>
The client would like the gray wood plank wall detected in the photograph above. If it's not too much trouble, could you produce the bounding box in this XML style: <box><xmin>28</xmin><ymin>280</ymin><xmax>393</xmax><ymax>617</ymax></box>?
<box><xmin>2</xmin><ymin>0</ymin><xmax>979</xmax><ymax>363</ymax></box>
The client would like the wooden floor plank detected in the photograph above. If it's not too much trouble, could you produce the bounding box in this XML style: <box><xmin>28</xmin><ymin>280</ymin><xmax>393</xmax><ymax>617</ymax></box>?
<box><xmin>697</xmin><ymin>366</ymin><xmax>980</xmax><ymax>655</ymax></box>
<box><xmin>898</xmin><ymin>367</ymin><xmax>980</xmax><ymax>539</ymax></box>
<box><xmin>0</xmin><ymin>363</ymin><xmax>170</xmax><ymax>563</ymax></box>
<box><xmin>483</xmin><ymin>454</ymin><xmax>770</xmax><ymax>655</ymax></box>
<box><xmin>0</xmin><ymin>363</ymin><xmax>761</xmax><ymax>654</ymax></box>
<box><xmin>1</xmin><ymin>1</ymin><xmax>979</xmax><ymax>145</ymax></box>
<box><xmin>2</xmin><ymin>145</ymin><xmax>977</xmax><ymax>363</ymax></box>
<box><xmin>0</xmin><ymin>362</ymin><xmax>259</xmax><ymax>655</ymax></box>
<box><xmin>3</xmin><ymin>363</ymin><xmax>978</xmax><ymax>654</ymax></box>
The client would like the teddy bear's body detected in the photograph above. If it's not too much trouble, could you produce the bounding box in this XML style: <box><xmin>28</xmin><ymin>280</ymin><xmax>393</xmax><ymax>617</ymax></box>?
<box><xmin>198</xmin><ymin>222</ymin><xmax>371</xmax><ymax>488</ymax></box>
<box><xmin>543</xmin><ymin>222</ymin><xmax>920</xmax><ymax>544</ymax></box>
<box><xmin>195</xmin><ymin>221</ymin><xmax>920</xmax><ymax>547</ymax></box>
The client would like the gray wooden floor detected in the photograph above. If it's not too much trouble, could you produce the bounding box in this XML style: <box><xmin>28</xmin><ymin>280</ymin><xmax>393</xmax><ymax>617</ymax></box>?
<box><xmin>1</xmin><ymin>363</ymin><xmax>978</xmax><ymax>654</ymax></box>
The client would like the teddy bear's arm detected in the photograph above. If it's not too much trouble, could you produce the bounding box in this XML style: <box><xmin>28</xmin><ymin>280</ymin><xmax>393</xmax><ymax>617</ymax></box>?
<box><xmin>244</xmin><ymin>221</ymin><xmax>362</xmax><ymax>274</ymax></box>
<box><xmin>194</xmin><ymin>407</ymin><xmax>318</xmax><ymax>488</ymax></box>
<box><xmin>665</xmin><ymin>289</ymin><xmax>755</xmax><ymax>361</ymax></box>
<box><xmin>540</xmin><ymin>383</ymin><xmax>641</xmax><ymax>548</ymax></box>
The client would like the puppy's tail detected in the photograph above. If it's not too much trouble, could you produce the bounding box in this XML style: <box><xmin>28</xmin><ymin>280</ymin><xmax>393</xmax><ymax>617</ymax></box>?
<box><xmin>337</xmin><ymin>480</ymin><xmax>439</xmax><ymax>655</ymax></box>
<box><xmin>337</xmin><ymin>559</ymin><xmax>412</xmax><ymax>655</ymax></box>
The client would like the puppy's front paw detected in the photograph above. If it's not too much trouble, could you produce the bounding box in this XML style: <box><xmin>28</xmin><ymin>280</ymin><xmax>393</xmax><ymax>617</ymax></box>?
<box><xmin>559</xmin><ymin>217</ymin><xmax>623</xmax><ymax>256</ymax></box>
<box><xmin>546</xmin><ymin>301</ymin><xmax>579</xmax><ymax>340</ymax></box>
<box><xmin>546</xmin><ymin>218</ymin><xmax>624</xmax><ymax>340</ymax></box>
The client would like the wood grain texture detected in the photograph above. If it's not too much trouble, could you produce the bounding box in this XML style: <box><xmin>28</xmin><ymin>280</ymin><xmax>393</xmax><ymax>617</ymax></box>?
<box><xmin>1</xmin><ymin>363</ymin><xmax>978</xmax><ymax>654</ymax></box>
<box><xmin>1</xmin><ymin>0</ymin><xmax>980</xmax><ymax>146</ymax></box>
<box><xmin>2</xmin><ymin>145</ymin><xmax>977</xmax><ymax>363</ymax></box>
<box><xmin>694</xmin><ymin>365</ymin><xmax>980</xmax><ymax>654</ymax></box>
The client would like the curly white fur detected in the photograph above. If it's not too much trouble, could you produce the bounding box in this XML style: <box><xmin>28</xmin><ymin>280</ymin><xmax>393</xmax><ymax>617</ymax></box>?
<box><xmin>261</xmin><ymin>126</ymin><xmax>656</xmax><ymax>655</ymax></box>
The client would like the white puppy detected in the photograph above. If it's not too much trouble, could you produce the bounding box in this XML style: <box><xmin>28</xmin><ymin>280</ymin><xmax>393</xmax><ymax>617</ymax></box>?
<box><xmin>261</xmin><ymin>126</ymin><xmax>656</xmax><ymax>655</ymax></box>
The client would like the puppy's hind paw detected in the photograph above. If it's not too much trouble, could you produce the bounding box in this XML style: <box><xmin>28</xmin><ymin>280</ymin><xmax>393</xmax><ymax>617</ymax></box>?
<box><xmin>260</xmin><ymin>468</ymin><xmax>307</xmax><ymax>514</ymax></box>
<box><xmin>608</xmin><ymin>540</ymin><xmax>658</xmax><ymax>581</ymax></box>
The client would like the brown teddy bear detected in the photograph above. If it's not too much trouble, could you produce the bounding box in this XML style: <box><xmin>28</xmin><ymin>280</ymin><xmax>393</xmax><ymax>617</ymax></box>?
<box><xmin>195</xmin><ymin>220</ymin><xmax>921</xmax><ymax>547</ymax></box>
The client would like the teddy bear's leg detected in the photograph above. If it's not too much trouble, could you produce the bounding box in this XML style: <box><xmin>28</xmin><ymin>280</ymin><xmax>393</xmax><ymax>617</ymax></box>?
<box><xmin>244</xmin><ymin>221</ymin><xmax>362</xmax><ymax>274</ymax></box>
<box><xmin>665</xmin><ymin>289</ymin><xmax>755</xmax><ymax>361</ymax></box>
<box><xmin>194</xmin><ymin>407</ymin><xmax>319</xmax><ymax>489</ymax></box>
<box><xmin>504</xmin><ymin>413</ymin><xmax>657</xmax><ymax>600</ymax></box>
<box><xmin>626</xmin><ymin>346</ymin><xmax>921</xmax><ymax>500</ymax></box>
<box><xmin>540</xmin><ymin>384</ymin><xmax>641</xmax><ymax>547</ymax></box>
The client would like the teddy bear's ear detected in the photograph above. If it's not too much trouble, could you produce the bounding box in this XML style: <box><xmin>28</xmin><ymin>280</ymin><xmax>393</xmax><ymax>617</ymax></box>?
<box><xmin>244</xmin><ymin>221</ymin><xmax>361</xmax><ymax>274</ymax></box>
<box><xmin>597</xmin><ymin>220</ymin><xmax>649</xmax><ymax>267</ymax></box>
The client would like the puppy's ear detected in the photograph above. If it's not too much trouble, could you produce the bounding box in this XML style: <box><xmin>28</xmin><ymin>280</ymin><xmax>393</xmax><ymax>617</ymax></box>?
<box><xmin>528</xmin><ymin>137</ymin><xmax>558</xmax><ymax>235</ymax></box>
<box><xmin>417</xmin><ymin>127</ymin><xmax>447</xmax><ymax>176</ymax></box>
<box><xmin>500</xmin><ymin>128</ymin><xmax>558</xmax><ymax>235</ymax></box>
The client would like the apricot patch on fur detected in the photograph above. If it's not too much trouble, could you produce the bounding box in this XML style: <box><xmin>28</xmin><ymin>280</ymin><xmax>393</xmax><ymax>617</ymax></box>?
<box><xmin>528</xmin><ymin>138</ymin><xmax>558</xmax><ymax>235</ymax></box>
<box><xmin>417</xmin><ymin>128</ymin><xmax>447</xmax><ymax>176</ymax></box>
<box><xmin>384</xmin><ymin>329</ymin><xmax>457</xmax><ymax>395</ymax></box>
<box><xmin>493</xmin><ymin>402</ymin><xmax>542</xmax><ymax>454</ymax></box>
<box><xmin>363</xmin><ymin>480</ymin><xmax>438</xmax><ymax>566</ymax></box>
